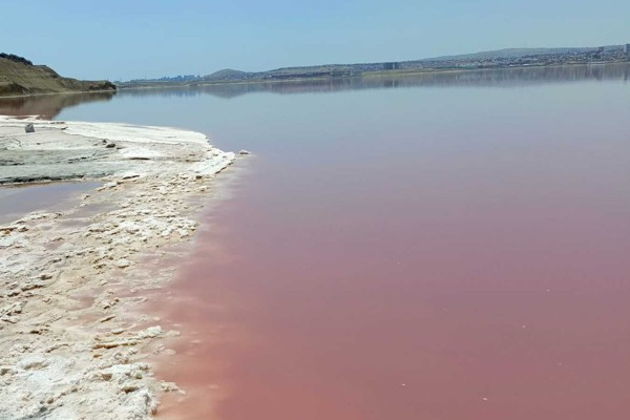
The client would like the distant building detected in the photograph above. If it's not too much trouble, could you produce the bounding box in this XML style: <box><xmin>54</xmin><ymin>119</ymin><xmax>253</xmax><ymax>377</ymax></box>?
<box><xmin>383</xmin><ymin>62</ymin><xmax>401</xmax><ymax>71</ymax></box>
<box><xmin>625</xmin><ymin>44</ymin><xmax>630</xmax><ymax>56</ymax></box>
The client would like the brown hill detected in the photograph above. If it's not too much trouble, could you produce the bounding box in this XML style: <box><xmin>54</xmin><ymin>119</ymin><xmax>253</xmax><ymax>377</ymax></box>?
<box><xmin>0</xmin><ymin>53</ymin><xmax>116</xmax><ymax>97</ymax></box>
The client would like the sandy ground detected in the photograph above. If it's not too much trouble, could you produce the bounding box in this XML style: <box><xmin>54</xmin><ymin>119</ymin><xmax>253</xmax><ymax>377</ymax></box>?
<box><xmin>0</xmin><ymin>117</ymin><xmax>242</xmax><ymax>419</ymax></box>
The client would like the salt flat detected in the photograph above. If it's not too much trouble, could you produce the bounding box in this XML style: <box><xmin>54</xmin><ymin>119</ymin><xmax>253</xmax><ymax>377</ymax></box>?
<box><xmin>0</xmin><ymin>116</ymin><xmax>239</xmax><ymax>419</ymax></box>
<box><xmin>0</xmin><ymin>116</ymin><xmax>234</xmax><ymax>184</ymax></box>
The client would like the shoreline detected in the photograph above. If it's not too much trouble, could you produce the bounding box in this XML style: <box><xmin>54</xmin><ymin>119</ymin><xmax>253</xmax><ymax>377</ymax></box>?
<box><xmin>0</xmin><ymin>116</ymin><xmax>241</xmax><ymax>419</ymax></box>
<box><xmin>0</xmin><ymin>87</ymin><xmax>117</xmax><ymax>100</ymax></box>
<box><xmin>116</xmin><ymin>60</ymin><xmax>630</xmax><ymax>91</ymax></box>
<box><xmin>133</xmin><ymin>165</ymin><xmax>248</xmax><ymax>420</ymax></box>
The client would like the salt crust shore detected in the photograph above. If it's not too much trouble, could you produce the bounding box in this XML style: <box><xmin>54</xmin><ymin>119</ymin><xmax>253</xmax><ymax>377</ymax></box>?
<box><xmin>0</xmin><ymin>115</ymin><xmax>234</xmax><ymax>184</ymax></box>
<box><xmin>0</xmin><ymin>116</ymin><xmax>237</xmax><ymax>419</ymax></box>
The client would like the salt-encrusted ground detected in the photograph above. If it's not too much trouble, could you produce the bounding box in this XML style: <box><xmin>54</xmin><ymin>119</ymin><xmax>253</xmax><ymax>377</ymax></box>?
<box><xmin>0</xmin><ymin>116</ymin><xmax>235</xmax><ymax>184</ymax></box>
<box><xmin>0</xmin><ymin>117</ymin><xmax>240</xmax><ymax>419</ymax></box>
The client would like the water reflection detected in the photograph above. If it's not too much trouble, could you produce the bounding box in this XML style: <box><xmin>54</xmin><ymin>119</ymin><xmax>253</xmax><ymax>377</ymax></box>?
<box><xmin>0</xmin><ymin>91</ymin><xmax>116</xmax><ymax>119</ymax></box>
<box><xmin>117</xmin><ymin>63</ymin><xmax>630</xmax><ymax>99</ymax></box>
<box><xmin>0</xmin><ymin>64</ymin><xmax>626</xmax><ymax>118</ymax></box>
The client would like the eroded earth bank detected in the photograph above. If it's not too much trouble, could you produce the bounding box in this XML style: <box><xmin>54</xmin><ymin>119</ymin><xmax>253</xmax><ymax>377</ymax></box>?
<box><xmin>0</xmin><ymin>116</ymin><xmax>240</xmax><ymax>419</ymax></box>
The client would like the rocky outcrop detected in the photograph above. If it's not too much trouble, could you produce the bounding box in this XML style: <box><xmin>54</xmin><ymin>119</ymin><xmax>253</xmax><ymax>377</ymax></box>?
<box><xmin>0</xmin><ymin>53</ymin><xmax>116</xmax><ymax>97</ymax></box>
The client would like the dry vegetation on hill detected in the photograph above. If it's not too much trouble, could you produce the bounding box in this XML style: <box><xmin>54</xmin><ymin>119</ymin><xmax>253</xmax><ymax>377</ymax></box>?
<box><xmin>0</xmin><ymin>54</ymin><xmax>116</xmax><ymax>97</ymax></box>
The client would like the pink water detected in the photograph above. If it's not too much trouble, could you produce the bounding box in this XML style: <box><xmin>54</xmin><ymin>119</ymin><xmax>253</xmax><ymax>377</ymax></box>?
<box><xmin>55</xmin><ymin>66</ymin><xmax>630</xmax><ymax>419</ymax></box>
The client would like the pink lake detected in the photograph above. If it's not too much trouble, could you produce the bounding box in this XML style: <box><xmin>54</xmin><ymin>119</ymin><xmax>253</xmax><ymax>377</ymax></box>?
<box><xmin>53</xmin><ymin>65</ymin><xmax>630</xmax><ymax>419</ymax></box>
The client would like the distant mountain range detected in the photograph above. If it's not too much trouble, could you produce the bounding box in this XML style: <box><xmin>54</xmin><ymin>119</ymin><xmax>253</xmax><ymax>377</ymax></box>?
<box><xmin>121</xmin><ymin>44</ymin><xmax>630</xmax><ymax>87</ymax></box>
<box><xmin>0</xmin><ymin>53</ymin><xmax>116</xmax><ymax>97</ymax></box>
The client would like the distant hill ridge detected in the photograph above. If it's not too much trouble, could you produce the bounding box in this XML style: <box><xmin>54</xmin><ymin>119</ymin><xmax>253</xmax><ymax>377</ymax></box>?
<box><xmin>205</xmin><ymin>69</ymin><xmax>248</xmax><ymax>81</ymax></box>
<box><xmin>0</xmin><ymin>53</ymin><xmax>34</xmax><ymax>66</ymax></box>
<box><xmin>424</xmin><ymin>45</ymin><xmax>623</xmax><ymax>61</ymax></box>
<box><xmin>0</xmin><ymin>53</ymin><xmax>116</xmax><ymax>97</ymax></box>
<box><xmin>123</xmin><ymin>43</ymin><xmax>630</xmax><ymax>87</ymax></box>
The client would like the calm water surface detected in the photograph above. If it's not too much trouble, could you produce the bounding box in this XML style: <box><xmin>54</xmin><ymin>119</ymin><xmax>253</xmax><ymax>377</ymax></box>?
<box><xmin>53</xmin><ymin>66</ymin><xmax>630</xmax><ymax>419</ymax></box>
<box><xmin>0</xmin><ymin>182</ymin><xmax>100</xmax><ymax>224</ymax></box>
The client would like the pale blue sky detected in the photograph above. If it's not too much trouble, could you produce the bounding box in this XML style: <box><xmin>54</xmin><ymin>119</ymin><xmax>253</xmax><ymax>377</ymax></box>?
<box><xmin>2</xmin><ymin>0</ymin><xmax>629</xmax><ymax>81</ymax></box>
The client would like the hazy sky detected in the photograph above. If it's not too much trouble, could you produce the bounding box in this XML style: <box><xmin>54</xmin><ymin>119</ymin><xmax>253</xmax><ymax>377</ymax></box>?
<box><xmin>2</xmin><ymin>0</ymin><xmax>629</xmax><ymax>81</ymax></box>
